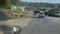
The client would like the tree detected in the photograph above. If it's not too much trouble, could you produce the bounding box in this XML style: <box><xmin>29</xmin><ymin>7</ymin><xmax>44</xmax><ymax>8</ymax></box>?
<box><xmin>5</xmin><ymin>0</ymin><xmax>11</xmax><ymax>8</ymax></box>
<box><xmin>0</xmin><ymin>0</ymin><xmax>11</xmax><ymax>8</ymax></box>
<box><xmin>10</xmin><ymin>0</ymin><xmax>20</xmax><ymax>6</ymax></box>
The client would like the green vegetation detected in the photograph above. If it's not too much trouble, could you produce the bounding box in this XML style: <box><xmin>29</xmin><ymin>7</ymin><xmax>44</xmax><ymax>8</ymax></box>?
<box><xmin>10</xmin><ymin>5</ymin><xmax>20</xmax><ymax>11</ymax></box>
<box><xmin>19</xmin><ymin>2</ymin><xmax>60</xmax><ymax>11</ymax></box>
<box><xmin>0</xmin><ymin>0</ymin><xmax>20</xmax><ymax>9</ymax></box>
<box><xmin>0</xmin><ymin>0</ymin><xmax>11</xmax><ymax>8</ymax></box>
<box><xmin>19</xmin><ymin>2</ymin><xmax>60</xmax><ymax>8</ymax></box>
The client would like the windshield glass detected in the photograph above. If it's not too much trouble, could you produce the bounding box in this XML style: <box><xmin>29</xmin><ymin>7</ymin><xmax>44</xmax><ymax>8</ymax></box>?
<box><xmin>0</xmin><ymin>0</ymin><xmax>60</xmax><ymax>34</ymax></box>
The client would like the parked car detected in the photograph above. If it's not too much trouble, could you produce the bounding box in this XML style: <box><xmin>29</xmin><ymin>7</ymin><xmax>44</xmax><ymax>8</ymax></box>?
<box><xmin>48</xmin><ymin>12</ymin><xmax>60</xmax><ymax>17</ymax></box>
<box><xmin>54</xmin><ymin>12</ymin><xmax>60</xmax><ymax>17</ymax></box>
<box><xmin>38</xmin><ymin>11</ymin><xmax>45</xmax><ymax>18</ymax></box>
<box><xmin>48</xmin><ymin>13</ymin><xmax>55</xmax><ymax>16</ymax></box>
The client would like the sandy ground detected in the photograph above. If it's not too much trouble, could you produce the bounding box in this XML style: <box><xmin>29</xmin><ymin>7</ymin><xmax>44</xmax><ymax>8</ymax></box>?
<box><xmin>0</xmin><ymin>18</ymin><xmax>33</xmax><ymax>28</ymax></box>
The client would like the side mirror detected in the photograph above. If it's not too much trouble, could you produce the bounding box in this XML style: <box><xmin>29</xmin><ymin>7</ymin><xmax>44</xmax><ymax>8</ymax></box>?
<box><xmin>10</xmin><ymin>25</ymin><xmax>21</xmax><ymax>34</ymax></box>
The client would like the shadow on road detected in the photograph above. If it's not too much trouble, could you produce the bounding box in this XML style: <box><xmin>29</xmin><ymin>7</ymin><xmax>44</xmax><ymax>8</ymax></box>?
<box><xmin>0</xmin><ymin>24</ymin><xmax>10</xmax><ymax>34</ymax></box>
<box><xmin>30</xmin><ymin>17</ymin><xmax>39</xmax><ymax>18</ymax></box>
<box><xmin>0</xmin><ymin>10</ymin><xmax>8</xmax><ymax>21</ymax></box>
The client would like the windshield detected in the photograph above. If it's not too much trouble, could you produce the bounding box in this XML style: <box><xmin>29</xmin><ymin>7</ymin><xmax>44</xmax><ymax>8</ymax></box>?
<box><xmin>0</xmin><ymin>0</ymin><xmax>60</xmax><ymax>34</ymax></box>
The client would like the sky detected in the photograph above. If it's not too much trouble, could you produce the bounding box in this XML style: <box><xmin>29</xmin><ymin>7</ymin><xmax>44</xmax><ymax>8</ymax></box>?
<box><xmin>21</xmin><ymin>0</ymin><xmax>60</xmax><ymax>3</ymax></box>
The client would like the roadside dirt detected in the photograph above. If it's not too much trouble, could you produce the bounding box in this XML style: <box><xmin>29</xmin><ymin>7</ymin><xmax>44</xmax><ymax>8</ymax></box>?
<box><xmin>0</xmin><ymin>18</ymin><xmax>33</xmax><ymax>28</ymax></box>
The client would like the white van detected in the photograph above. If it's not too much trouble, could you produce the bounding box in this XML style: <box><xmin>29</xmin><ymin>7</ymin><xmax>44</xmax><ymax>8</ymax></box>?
<box><xmin>38</xmin><ymin>11</ymin><xmax>45</xmax><ymax>18</ymax></box>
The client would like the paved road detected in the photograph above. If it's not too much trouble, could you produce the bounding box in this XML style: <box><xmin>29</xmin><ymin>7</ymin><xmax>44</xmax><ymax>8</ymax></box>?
<box><xmin>21</xmin><ymin>17</ymin><xmax>60</xmax><ymax>34</ymax></box>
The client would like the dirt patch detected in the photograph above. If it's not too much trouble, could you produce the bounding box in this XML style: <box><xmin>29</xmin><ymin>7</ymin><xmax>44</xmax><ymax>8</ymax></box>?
<box><xmin>0</xmin><ymin>18</ymin><xmax>33</xmax><ymax>28</ymax></box>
